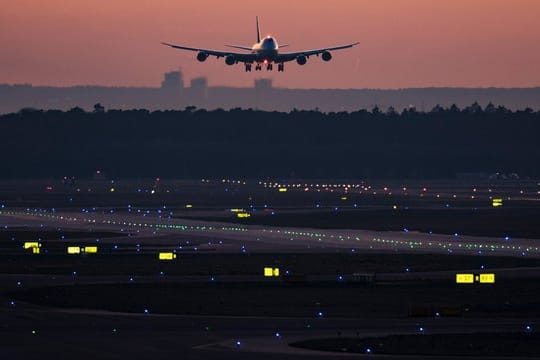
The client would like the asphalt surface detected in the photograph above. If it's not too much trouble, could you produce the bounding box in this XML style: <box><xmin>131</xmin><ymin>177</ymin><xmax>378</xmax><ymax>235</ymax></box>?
<box><xmin>2</xmin><ymin>209</ymin><xmax>539</xmax><ymax>257</ymax></box>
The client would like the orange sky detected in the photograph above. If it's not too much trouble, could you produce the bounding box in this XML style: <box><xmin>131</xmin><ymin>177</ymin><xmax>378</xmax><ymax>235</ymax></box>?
<box><xmin>1</xmin><ymin>0</ymin><xmax>539</xmax><ymax>89</ymax></box>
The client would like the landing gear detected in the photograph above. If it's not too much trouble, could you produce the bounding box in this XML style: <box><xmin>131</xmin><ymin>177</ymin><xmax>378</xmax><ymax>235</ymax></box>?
<box><xmin>246</xmin><ymin>62</ymin><xmax>283</xmax><ymax>72</ymax></box>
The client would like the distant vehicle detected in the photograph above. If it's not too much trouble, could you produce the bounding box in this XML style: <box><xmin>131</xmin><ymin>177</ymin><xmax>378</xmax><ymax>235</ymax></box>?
<box><xmin>162</xmin><ymin>17</ymin><xmax>359</xmax><ymax>72</ymax></box>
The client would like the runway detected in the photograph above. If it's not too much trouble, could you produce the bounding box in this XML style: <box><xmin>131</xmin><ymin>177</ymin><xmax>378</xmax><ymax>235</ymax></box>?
<box><xmin>2</xmin><ymin>208</ymin><xmax>539</xmax><ymax>258</ymax></box>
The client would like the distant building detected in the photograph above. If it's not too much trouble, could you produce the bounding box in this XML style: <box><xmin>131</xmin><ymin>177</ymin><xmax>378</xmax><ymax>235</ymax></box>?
<box><xmin>161</xmin><ymin>71</ymin><xmax>184</xmax><ymax>92</ymax></box>
<box><xmin>190</xmin><ymin>77</ymin><xmax>207</xmax><ymax>92</ymax></box>
<box><xmin>188</xmin><ymin>77</ymin><xmax>208</xmax><ymax>106</ymax></box>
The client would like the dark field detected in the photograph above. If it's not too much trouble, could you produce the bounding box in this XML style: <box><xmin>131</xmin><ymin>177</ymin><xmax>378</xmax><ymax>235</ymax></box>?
<box><xmin>10</xmin><ymin>278</ymin><xmax>540</xmax><ymax>318</ymax></box>
<box><xmin>2</xmin><ymin>252</ymin><xmax>540</xmax><ymax>275</ymax></box>
<box><xmin>291</xmin><ymin>333</ymin><xmax>540</xmax><ymax>356</ymax></box>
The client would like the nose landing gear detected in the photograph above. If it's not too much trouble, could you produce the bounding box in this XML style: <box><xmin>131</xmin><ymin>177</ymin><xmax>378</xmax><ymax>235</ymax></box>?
<box><xmin>266</xmin><ymin>63</ymin><xmax>273</xmax><ymax>71</ymax></box>
<box><xmin>245</xmin><ymin>64</ymin><xmax>252</xmax><ymax>72</ymax></box>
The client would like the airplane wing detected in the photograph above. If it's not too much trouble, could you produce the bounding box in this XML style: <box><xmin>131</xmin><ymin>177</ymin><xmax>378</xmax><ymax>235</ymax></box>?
<box><xmin>162</xmin><ymin>42</ymin><xmax>256</xmax><ymax>63</ymax></box>
<box><xmin>162</xmin><ymin>42</ymin><xmax>231</xmax><ymax>58</ymax></box>
<box><xmin>276</xmin><ymin>42</ymin><xmax>359</xmax><ymax>62</ymax></box>
<box><xmin>225</xmin><ymin>44</ymin><xmax>253</xmax><ymax>51</ymax></box>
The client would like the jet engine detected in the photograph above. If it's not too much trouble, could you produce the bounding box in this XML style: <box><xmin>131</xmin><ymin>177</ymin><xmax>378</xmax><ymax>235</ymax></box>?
<box><xmin>225</xmin><ymin>55</ymin><xmax>236</xmax><ymax>65</ymax></box>
<box><xmin>197</xmin><ymin>52</ymin><xmax>208</xmax><ymax>62</ymax></box>
<box><xmin>296</xmin><ymin>55</ymin><xmax>307</xmax><ymax>65</ymax></box>
<box><xmin>322</xmin><ymin>51</ymin><xmax>332</xmax><ymax>62</ymax></box>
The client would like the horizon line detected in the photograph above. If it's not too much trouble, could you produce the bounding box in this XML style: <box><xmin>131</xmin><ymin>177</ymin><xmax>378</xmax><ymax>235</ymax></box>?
<box><xmin>2</xmin><ymin>82</ymin><xmax>540</xmax><ymax>91</ymax></box>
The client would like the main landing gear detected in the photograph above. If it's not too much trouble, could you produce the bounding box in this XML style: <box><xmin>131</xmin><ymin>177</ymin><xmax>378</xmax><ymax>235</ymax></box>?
<box><xmin>247</xmin><ymin>63</ymin><xmax>284</xmax><ymax>71</ymax></box>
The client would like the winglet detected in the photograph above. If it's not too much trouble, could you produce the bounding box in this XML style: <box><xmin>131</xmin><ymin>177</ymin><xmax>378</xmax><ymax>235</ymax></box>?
<box><xmin>256</xmin><ymin>16</ymin><xmax>261</xmax><ymax>43</ymax></box>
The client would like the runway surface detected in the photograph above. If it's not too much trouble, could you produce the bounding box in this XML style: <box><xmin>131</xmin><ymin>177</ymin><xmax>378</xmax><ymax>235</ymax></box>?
<box><xmin>2</xmin><ymin>209</ymin><xmax>539</xmax><ymax>257</ymax></box>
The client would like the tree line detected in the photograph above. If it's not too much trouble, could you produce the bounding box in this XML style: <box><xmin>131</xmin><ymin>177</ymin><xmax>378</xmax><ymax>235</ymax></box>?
<box><xmin>1</xmin><ymin>103</ymin><xmax>539</xmax><ymax>179</ymax></box>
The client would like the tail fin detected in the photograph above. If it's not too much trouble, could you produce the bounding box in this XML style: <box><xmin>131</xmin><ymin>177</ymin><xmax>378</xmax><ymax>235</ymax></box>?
<box><xmin>256</xmin><ymin>16</ymin><xmax>261</xmax><ymax>43</ymax></box>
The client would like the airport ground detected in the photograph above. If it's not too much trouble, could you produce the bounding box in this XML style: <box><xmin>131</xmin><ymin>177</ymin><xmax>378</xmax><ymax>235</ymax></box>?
<box><xmin>1</xmin><ymin>178</ymin><xmax>539</xmax><ymax>359</ymax></box>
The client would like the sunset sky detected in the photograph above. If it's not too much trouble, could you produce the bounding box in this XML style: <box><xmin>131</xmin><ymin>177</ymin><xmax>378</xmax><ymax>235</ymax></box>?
<box><xmin>1</xmin><ymin>0</ymin><xmax>539</xmax><ymax>89</ymax></box>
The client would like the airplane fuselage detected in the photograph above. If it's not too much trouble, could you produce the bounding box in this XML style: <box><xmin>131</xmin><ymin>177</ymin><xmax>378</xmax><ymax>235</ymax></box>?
<box><xmin>251</xmin><ymin>36</ymin><xmax>279</xmax><ymax>62</ymax></box>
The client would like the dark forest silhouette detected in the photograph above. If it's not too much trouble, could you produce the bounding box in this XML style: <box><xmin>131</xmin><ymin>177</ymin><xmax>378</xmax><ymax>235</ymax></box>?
<box><xmin>1</xmin><ymin>104</ymin><xmax>538</xmax><ymax>179</ymax></box>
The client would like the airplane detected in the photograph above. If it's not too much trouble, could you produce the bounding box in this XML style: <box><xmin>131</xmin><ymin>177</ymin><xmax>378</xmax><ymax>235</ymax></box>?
<box><xmin>162</xmin><ymin>17</ymin><xmax>359</xmax><ymax>72</ymax></box>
